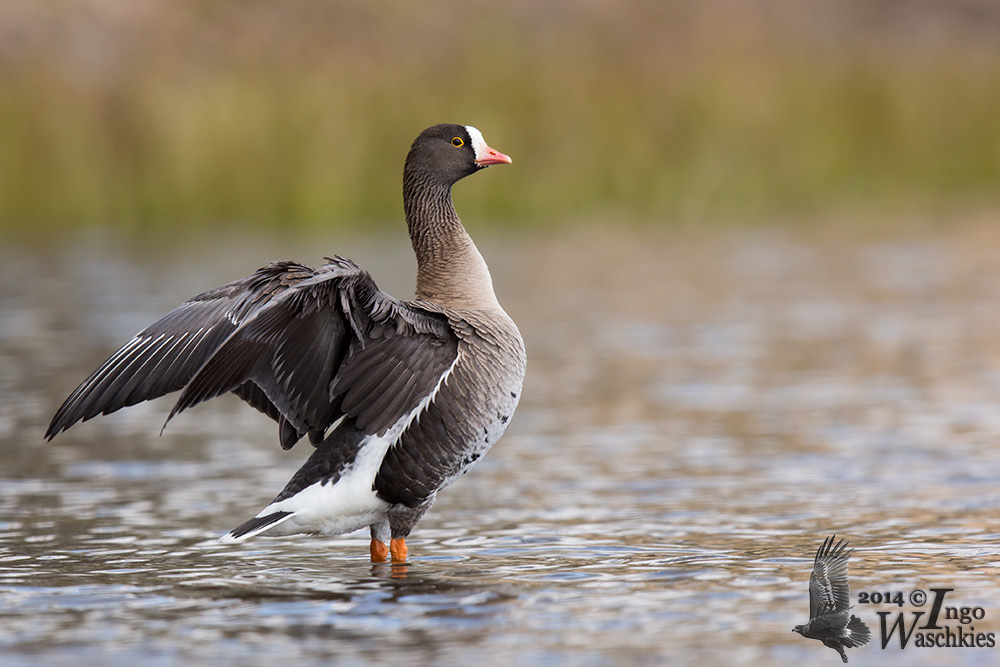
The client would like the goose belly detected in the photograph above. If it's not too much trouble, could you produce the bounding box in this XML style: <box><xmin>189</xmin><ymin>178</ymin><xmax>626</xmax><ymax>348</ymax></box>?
<box><xmin>439</xmin><ymin>371</ymin><xmax>523</xmax><ymax>489</ymax></box>
<box><xmin>373</xmin><ymin>342</ymin><xmax>526</xmax><ymax>506</ymax></box>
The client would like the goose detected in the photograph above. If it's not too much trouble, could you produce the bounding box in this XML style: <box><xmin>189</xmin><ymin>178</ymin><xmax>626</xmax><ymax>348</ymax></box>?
<box><xmin>46</xmin><ymin>124</ymin><xmax>526</xmax><ymax>564</ymax></box>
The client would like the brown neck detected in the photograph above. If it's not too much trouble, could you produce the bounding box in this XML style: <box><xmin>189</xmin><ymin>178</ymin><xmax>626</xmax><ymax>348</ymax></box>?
<box><xmin>404</xmin><ymin>170</ymin><xmax>500</xmax><ymax>311</ymax></box>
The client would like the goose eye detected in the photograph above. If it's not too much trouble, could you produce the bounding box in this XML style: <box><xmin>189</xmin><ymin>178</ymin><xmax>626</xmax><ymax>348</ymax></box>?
<box><xmin>451</xmin><ymin>137</ymin><xmax>464</xmax><ymax>147</ymax></box>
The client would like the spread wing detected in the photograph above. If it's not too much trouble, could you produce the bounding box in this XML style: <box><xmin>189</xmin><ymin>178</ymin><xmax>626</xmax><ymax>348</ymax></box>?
<box><xmin>808</xmin><ymin>534</ymin><xmax>853</xmax><ymax>621</ymax></box>
<box><xmin>47</xmin><ymin>256</ymin><xmax>459</xmax><ymax>450</ymax></box>
<box><xmin>46</xmin><ymin>260</ymin><xmax>315</xmax><ymax>442</ymax></box>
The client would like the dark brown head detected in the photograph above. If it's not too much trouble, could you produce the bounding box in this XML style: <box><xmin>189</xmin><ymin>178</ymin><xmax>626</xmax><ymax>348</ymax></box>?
<box><xmin>404</xmin><ymin>124</ymin><xmax>511</xmax><ymax>187</ymax></box>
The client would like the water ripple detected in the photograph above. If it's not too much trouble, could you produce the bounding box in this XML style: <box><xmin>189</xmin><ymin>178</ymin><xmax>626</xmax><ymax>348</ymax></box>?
<box><xmin>3</xmin><ymin>229</ymin><xmax>1000</xmax><ymax>665</ymax></box>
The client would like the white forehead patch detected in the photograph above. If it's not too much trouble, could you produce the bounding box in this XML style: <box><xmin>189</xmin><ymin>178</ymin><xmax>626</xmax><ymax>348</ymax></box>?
<box><xmin>465</xmin><ymin>125</ymin><xmax>489</xmax><ymax>160</ymax></box>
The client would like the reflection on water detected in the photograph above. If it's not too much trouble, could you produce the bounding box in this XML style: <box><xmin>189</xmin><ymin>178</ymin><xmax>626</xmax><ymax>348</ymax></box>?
<box><xmin>2</xmin><ymin>224</ymin><xmax>1000</xmax><ymax>665</ymax></box>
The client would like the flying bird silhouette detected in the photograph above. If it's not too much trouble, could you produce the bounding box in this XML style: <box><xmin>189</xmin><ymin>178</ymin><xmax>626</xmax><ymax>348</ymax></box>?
<box><xmin>792</xmin><ymin>535</ymin><xmax>871</xmax><ymax>663</ymax></box>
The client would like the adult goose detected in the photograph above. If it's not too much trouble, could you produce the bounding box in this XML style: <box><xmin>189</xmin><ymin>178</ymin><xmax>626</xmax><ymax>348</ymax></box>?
<box><xmin>46</xmin><ymin>124</ymin><xmax>526</xmax><ymax>564</ymax></box>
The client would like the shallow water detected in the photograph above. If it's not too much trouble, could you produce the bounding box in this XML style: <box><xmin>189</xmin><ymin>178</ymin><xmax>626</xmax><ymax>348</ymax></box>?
<box><xmin>3</xmin><ymin>224</ymin><xmax>1000</xmax><ymax>665</ymax></box>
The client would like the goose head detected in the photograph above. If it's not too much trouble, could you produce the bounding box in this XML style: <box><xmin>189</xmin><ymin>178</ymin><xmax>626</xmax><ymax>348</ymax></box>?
<box><xmin>404</xmin><ymin>124</ymin><xmax>511</xmax><ymax>187</ymax></box>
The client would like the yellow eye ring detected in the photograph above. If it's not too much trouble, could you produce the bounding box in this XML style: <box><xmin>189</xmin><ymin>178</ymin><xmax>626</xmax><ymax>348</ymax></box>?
<box><xmin>451</xmin><ymin>137</ymin><xmax>464</xmax><ymax>147</ymax></box>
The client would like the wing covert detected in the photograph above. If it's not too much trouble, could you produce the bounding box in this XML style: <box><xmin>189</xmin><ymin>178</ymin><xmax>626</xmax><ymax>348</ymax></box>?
<box><xmin>168</xmin><ymin>257</ymin><xmax>459</xmax><ymax>444</ymax></box>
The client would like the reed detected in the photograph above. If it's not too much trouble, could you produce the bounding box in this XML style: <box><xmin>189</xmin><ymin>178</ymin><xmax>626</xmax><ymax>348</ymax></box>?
<box><xmin>2</xmin><ymin>1</ymin><xmax>998</xmax><ymax>236</ymax></box>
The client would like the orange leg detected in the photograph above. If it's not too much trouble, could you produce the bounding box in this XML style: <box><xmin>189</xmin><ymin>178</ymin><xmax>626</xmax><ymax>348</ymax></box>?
<box><xmin>390</xmin><ymin>537</ymin><xmax>408</xmax><ymax>563</ymax></box>
<box><xmin>370</xmin><ymin>538</ymin><xmax>389</xmax><ymax>563</ymax></box>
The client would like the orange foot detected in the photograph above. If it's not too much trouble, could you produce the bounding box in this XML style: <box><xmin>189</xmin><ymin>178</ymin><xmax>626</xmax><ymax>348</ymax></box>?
<box><xmin>370</xmin><ymin>538</ymin><xmax>389</xmax><ymax>563</ymax></box>
<box><xmin>390</xmin><ymin>537</ymin><xmax>408</xmax><ymax>563</ymax></box>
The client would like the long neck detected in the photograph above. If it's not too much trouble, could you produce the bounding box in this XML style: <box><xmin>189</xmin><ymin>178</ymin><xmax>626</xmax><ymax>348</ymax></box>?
<box><xmin>404</xmin><ymin>169</ymin><xmax>500</xmax><ymax>310</ymax></box>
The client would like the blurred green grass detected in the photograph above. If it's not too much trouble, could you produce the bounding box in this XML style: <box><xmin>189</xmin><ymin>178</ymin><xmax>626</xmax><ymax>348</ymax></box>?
<box><xmin>2</xmin><ymin>0</ymin><xmax>1000</xmax><ymax>237</ymax></box>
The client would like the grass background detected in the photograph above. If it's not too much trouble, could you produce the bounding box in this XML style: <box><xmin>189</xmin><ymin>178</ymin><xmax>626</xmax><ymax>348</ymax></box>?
<box><xmin>2</xmin><ymin>0</ymin><xmax>1000</xmax><ymax>237</ymax></box>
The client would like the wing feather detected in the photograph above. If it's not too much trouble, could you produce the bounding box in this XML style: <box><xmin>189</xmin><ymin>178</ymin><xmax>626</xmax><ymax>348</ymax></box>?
<box><xmin>172</xmin><ymin>258</ymin><xmax>458</xmax><ymax>440</ymax></box>
<box><xmin>808</xmin><ymin>535</ymin><xmax>853</xmax><ymax>620</ymax></box>
<box><xmin>48</xmin><ymin>256</ymin><xmax>460</xmax><ymax>452</ymax></box>
<box><xmin>46</xmin><ymin>261</ymin><xmax>318</xmax><ymax>440</ymax></box>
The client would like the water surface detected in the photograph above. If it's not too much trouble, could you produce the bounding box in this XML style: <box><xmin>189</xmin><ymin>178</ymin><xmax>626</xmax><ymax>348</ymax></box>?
<box><xmin>2</xmin><ymin>225</ymin><xmax>1000</xmax><ymax>665</ymax></box>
